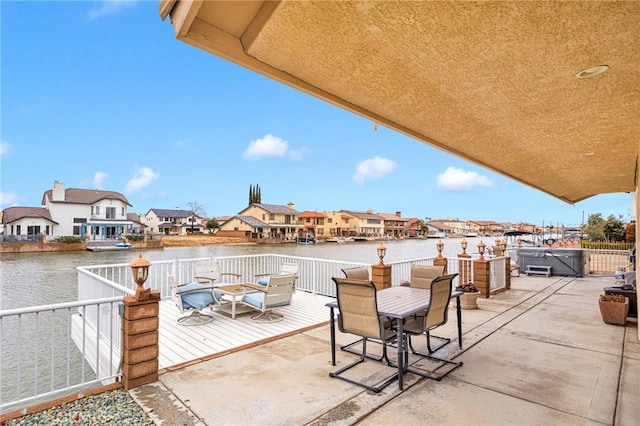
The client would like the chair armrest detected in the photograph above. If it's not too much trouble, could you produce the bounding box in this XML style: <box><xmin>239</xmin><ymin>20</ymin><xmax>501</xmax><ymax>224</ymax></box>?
<box><xmin>195</xmin><ymin>275</ymin><xmax>217</xmax><ymax>282</ymax></box>
<box><xmin>254</xmin><ymin>272</ymin><xmax>275</xmax><ymax>278</ymax></box>
<box><xmin>220</xmin><ymin>272</ymin><xmax>242</xmax><ymax>278</ymax></box>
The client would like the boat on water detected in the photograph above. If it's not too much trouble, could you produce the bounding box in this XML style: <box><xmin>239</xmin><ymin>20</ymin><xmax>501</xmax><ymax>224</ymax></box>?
<box><xmin>326</xmin><ymin>237</ymin><xmax>354</xmax><ymax>243</ymax></box>
<box><xmin>296</xmin><ymin>234</ymin><xmax>316</xmax><ymax>245</ymax></box>
<box><xmin>464</xmin><ymin>232</ymin><xmax>479</xmax><ymax>237</ymax></box>
<box><xmin>426</xmin><ymin>232</ymin><xmax>447</xmax><ymax>239</ymax></box>
<box><xmin>86</xmin><ymin>242</ymin><xmax>133</xmax><ymax>251</ymax></box>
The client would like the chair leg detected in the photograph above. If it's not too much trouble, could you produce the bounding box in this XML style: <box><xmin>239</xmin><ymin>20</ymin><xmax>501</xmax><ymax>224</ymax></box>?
<box><xmin>405</xmin><ymin>332</ymin><xmax>463</xmax><ymax>381</ymax></box>
<box><xmin>426</xmin><ymin>331</ymin><xmax>451</xmax><ymax>354</ymax></box>
<box><xmin>250</xmin><ymin>310</ymin><xmax>284</xmax><ymax>323</ymax></box>
<box><xmin>329</xmin><ymin>338</ymin><xmax>398</xmax><ymax>393</ymax></box>
<box><xmin>177</xmin><ymin>310</ymin><xmax>214</xmax><ymax>326</ymax></box>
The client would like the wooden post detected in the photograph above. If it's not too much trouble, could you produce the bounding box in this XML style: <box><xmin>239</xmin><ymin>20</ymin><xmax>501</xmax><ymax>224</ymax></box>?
<box><xmin>473</xmin><ymin>258</ymin><xmax>490</xmax><ymax>298</ymax></box>
<box><xmin>371</xmin><ymin>264</ymin><xmax>391</xmax><ymax>290</ymax></box>
<box><xmin>122</xmin><ymin>290</ymin><xmax>160</xmax><ymax>389</ymax></box>
<box><xmin>505</xmin><ymin>256</ymin><xmax>512</xmax><ymax>290</ymax></box>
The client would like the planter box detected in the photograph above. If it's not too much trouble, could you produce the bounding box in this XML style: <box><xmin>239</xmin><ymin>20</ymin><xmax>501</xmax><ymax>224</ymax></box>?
<box><xmin>599</xmin><ymin>297</ymin><xmax>629</xmax><ymax>325</ymax></box>
<box><xmin>459</xmin><ymin>292</ymin><xmax>480</xmax><ymax>309</ymax></box>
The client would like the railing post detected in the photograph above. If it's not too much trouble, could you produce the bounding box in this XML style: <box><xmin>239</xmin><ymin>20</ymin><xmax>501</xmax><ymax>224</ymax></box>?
<box><xmin>371</xmin><ymin>264</ymin><xmax>392</xmax><ymax>290</ymax></box>
<box><xmin>122</xmin><ymin>290</ymin><xmax>160</xmax><ymax>390</ymax></box>
<box><xmin>505</xmin><ymin>256</ymin><xmax>512</xmax><ymax>290</ymax></box>
<box><xmin>473</xmin><ymin>258</ymin><xmax>490</xmax><ymax>298</ymax></box>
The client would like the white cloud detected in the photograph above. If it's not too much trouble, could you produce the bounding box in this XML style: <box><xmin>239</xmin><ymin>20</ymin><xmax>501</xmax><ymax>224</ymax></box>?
<box><xmin>243</xmin><ymin>134</ymin><xmax>306</xmax><ymax>160</ymax></box>
<box><xmin>353</xmin><ymin>156</ymin><xmax>397</xmax><ymax>184</ymax></box>
<box><xmin>1</xmin><ymin>140</ymin><xmax>12</xmax><ymax>155</ymax></box>
<box><xmin>0</xmin><ymin>192</ymin><xmax>20</xmax><ymax>209</ymax></box>
<box><xmin>93</xmin><ymin>172</ymin><xmax>108</xmax><ymax>189</ymax></box>
<box><xmin>124</xmin><ymin>166</ymin><xmax>159</xmax><ymax>194</ymax></box>
<box><xmin>87</xmin><ymin>0</ymin><xmax>137</xmax><ymax>21</ymax></box>
<box><xmin>436</xmin><ymin>166</ymin><xmax>493</xmax><ymax>191</ymax></box>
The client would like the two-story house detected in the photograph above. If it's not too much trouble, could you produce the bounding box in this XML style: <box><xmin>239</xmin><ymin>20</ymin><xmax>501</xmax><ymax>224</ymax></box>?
<box><xmin>235</xmin><ymin>203</ymin><xmax>301</xmax><ymax>239</ymax></box>
<box><xmin>144</xmin><ymin>208</ymin><xmax>205</xmax><ymax>235</ymax></box>
<box><xmin>376</xmin><ymin>211</ymin><xmax>410</xmax><ymax>238</ymax></box>
<box><xmin>1</xmin><ymin>181</ymin><xmax>134</xmax><ymax>240</ymax></box>
<box><xmin>339</xmin><ymin>210</ymin><xmax>385</xmax><ymax>236</ymax></box>
<box><xmin>297</xmin><ymin>211</ymin><xmax>327</xmax><ymax>238</ymax></box>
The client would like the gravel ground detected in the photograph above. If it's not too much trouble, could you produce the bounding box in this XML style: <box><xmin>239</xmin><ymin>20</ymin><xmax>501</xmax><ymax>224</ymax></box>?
<box><xmin>5</xmin><ymin>390</ymin><xmax>154</xmax><ymax>425</ymax></box>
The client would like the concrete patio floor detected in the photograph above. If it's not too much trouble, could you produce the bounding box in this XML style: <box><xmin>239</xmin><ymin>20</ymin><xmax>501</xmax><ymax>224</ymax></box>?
<box><xmin>130</xmin><ymin>275</ymin><xmax>639</xmax><ymax>425</ymax></box>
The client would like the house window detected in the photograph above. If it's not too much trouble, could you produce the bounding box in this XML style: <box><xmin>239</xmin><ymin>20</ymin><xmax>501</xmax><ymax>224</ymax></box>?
<box><xmin>121</xmin><ymin>207</ymin><xmax>125</xmax><ymax>216</ymax></box>
<box><xmin>16</xmin><ymin>225</ymin><xmax>21</xmax><ymax>235</ymax></box>
<box><xmin>73</xmin><ymin>226</ymin><xmax>81</xmax><ymax>235</ymax></box>
<box><xmin>27</xmin><ymin>226</ymin><xmax>41</xmax><ymax>235</ymax></box>
<box><xmin>328</xmin><ymin>218</ymin><xmax>333</xmax><ymax>223</ymax></box>
<box><xmin>45</xmin><ymin>225</ymin><xmax>50</xmax><ymax>235</ymax></box>
<box><xmin>306</xmin><ymin>218</ymin><xmax>310</xmax><ymax>223</ymax></box>
<box><xmin>269</xmin><ymin>214</ymin><xmax>275</xmax><ymax>221</ymax></box>
<box><xmin>95</xmin><ymin>206</ymin><xmax>100</xmax><ymax>215</ymax></box>
<box><xmin>106</xmin><ymin>207</ymin><xmax>116</xmax><ymax>219</ymax></box>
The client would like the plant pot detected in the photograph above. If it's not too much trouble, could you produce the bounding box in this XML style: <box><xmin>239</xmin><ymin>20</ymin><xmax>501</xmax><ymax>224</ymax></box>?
<box><xmin>459</xmin><ymin>292</ymin><xmax>480</xmax><ymax>309</ymax></box>
<box><xmin>599</xmin><ymin>297</ymin><xmax>629</xmax><ymax>325</ymax></box>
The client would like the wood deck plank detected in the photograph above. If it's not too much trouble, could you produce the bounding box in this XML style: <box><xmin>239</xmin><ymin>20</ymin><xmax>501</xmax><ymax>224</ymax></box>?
<box><xmin>157</xmin><ymin>291</ymin><xmax>334</xmax><ymax>369</ymax></box>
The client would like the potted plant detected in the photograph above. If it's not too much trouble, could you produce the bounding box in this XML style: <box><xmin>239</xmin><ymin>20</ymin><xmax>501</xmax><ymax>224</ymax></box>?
<box><xmin>455</xmin><ymin>282</ymin><xmax>481</xmax><ymax>309</ymax></box>
<box><xmin>598</xmin><ymin>294</ymin><xmax>629</xmax><ymax>325</ymax></box>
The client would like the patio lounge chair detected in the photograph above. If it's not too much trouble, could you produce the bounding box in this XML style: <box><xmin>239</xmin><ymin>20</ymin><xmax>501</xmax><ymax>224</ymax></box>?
<box><xmin>241</xmin><ymin>273</ymin><xmax>296</xmax><ymax>323</ymax></box>
<box><xmin>194</xmin><ymin>260</ymin><xmax>241</xmax><ymax>286</ymax></box>
<box><xmin>169</xmin><ymin>275</ymin><xmax>217</xmax><ymax>326</ymax></box>
<box><xmin>255</xmin><ymin>262</ymin><xmax>299</xmax><ymax>289</ymax></box>
<box><xmin>329</xmin><ymin>277</ymin><xmax>400</xmax><ymax>393</ymax></box>
<box><xmin>403</xmin><ymin>273</ymin><xmax>463</xmax><ymax>381</ymax></box>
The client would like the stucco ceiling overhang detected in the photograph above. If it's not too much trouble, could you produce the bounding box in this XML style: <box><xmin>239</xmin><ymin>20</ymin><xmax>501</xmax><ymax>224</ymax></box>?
<box><xmin>160</xmin><ymin>0</ymin><xmax>640</xmax><ymax>204</ymax></box>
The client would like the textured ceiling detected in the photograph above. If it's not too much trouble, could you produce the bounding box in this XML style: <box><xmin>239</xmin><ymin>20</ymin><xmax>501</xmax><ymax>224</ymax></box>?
<box><xmin>161</xmin><ymin>0</ymin><xmax>639</xmax><ymax>204</ymax></box>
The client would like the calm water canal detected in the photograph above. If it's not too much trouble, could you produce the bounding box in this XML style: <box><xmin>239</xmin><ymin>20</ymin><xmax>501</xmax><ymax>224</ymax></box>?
<box><xmin>0</xmin><ymin>237</ymin><xmax>483</xmax><ymax>309</ymax></box>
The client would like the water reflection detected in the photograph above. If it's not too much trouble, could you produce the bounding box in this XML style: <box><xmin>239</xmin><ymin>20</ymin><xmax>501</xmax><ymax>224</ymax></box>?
<box><xmin>0</xmin><ymin>238</ymin><xmax>485</xmax><ymax>309</ymax></box>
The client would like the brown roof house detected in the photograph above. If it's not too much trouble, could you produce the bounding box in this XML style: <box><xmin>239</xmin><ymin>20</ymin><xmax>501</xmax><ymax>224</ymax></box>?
<box><xmin>1</xmin><ymin>181</ymin><xmax>134</xmax><ymax>240</ymax></box>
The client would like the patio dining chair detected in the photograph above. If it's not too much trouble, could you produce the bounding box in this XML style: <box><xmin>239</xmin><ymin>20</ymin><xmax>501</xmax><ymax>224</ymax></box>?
<box><xmin>408</xmin><ymin>264</ymin><xmax>450</xmax><ymax>352</ymax></box>
<box><xmin>329</xmin><ymin>277</ymin><xmax>400</xmax><ymax>393</ymax></box>
<box><xmin>169</xmin><ymin>274</ymin><xmax>217</xmax><ymax>326</ymax></box>
<box><xmin>339</xmin><ymin>266</ymin><xmax>393</xmax><ymax>360</ymax></box>
<box><xmin>403</xmin><ymin>273</ymin><xmax>463</xmax><ymax>381</ymax></box>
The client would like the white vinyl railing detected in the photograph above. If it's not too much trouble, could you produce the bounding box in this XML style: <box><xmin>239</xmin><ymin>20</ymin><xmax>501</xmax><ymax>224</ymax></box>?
<box><xmin>0</xmin><ymin>297</ymin><xmax>123</xmax><ymax>414</ymax></box>
<box><xmin>2</xmin><ymin>253</ymin><xmax>511</xmax><ymax>414</ymax></box>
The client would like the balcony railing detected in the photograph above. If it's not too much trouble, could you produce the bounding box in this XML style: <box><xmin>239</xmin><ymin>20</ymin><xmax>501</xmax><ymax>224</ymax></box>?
<box><xmin>2</xmin><ymin>252</ymin><xmax>512</xmax><ymax>414</ymax></box>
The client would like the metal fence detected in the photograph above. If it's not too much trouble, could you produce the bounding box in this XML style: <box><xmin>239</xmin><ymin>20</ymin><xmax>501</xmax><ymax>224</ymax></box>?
<box><xmin>0</xmin><ymin>297</ymin><xmax>123</xmax><ymax>414</ymax></box>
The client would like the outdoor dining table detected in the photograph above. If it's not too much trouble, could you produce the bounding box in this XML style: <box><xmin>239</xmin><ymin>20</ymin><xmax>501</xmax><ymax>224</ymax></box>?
<box><xmin>326</xmin><ymin>285</ymin><xmax>463</xmax><ymax>390</ymax></box>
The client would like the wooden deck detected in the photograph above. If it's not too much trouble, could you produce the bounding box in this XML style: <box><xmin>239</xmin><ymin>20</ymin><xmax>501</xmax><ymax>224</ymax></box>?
<box><xmin>158</xmin><ymin>290</ymin><xmax>335</xmax><ymax>370</ymax></box>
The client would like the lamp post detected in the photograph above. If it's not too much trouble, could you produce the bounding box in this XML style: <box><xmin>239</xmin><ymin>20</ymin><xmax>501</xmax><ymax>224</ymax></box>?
<box><xmin>436</xmin><ymin>239</ymin><xmax>444</xmax><ymax>259</ymax></box>
<box><xmin>499</xmin><ymin>240</ymin><xmax>507</xmax><ymax>254</ymax></box>
<box><xmin>130</xmin><ymin>254</ymin><xmax>151</xmax><ymax>301</ymax></box>
<box><xmin>461</xmin><ymin>238</ymin><xmax>468</xmax><ymax>256</ymax></box>
<box><xmin>377</xmin><ymin>242</ymin><xmax>387</xmax><ymax>265</ymax></box>
<box><xmin>477</xmin><ymin>241</ymin><xmax>486</xmax><ymax>260</ymax></box>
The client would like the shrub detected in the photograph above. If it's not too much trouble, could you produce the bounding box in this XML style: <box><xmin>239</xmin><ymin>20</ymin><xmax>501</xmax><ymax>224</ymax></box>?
<box><xmin>53</xmin><ymin>236</ymin><xmax>83</xmax><ymax>243</ymax></box>
<box><xmin>599</xmin><ymin>294</ymin><xmax>627</xmax><ymax>303</ymax></box>
<box><xmin>455</xmin><ymin>282</ymin><xmax>479</xmax><ymax>293</ymax></box>
<box><xmin>126</xmin><ymin>235</ymin><xmax>144</xmax><ymax>242</ymax></box>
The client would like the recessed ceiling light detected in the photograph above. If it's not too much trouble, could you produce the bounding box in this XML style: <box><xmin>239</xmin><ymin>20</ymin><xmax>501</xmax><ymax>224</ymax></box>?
<box><xmin>576</xmin><ymin>65</ymin><xmax>609</xmax><ymax>78</ymax></box>
<box><xmin>581</xmin><ymin>152</ymin><xmax>595</xmax><ymax>156</ymax></box>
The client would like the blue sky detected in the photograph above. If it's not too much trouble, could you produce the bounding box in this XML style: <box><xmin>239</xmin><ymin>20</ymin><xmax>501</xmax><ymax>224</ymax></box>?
<box><xmin>0</xmin><ymin>1</ymin><xmax>633</xmax><ymax>227</ymax></box>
